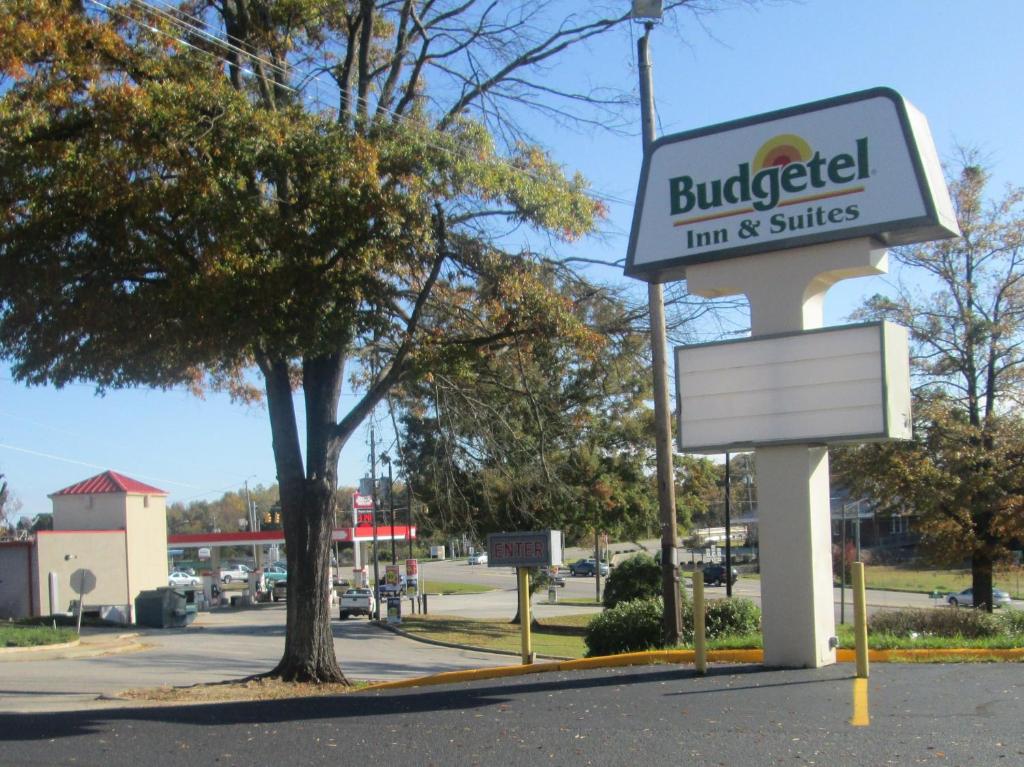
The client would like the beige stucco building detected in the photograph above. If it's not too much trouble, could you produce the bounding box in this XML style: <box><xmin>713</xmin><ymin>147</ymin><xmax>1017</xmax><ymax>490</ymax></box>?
<box><xmin>0</xmin><ymin>470</ymin><xmax>168</xmax><ymax>623</ymax></box>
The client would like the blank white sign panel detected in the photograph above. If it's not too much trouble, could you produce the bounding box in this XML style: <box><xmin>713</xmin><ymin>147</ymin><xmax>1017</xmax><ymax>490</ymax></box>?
<box><xmin>676</xmin><ymin>322</ymin><xmax>910</xmax><ymax>452</ymax></box>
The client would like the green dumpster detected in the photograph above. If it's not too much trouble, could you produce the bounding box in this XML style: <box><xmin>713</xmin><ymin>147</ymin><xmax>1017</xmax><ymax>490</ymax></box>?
<box><xmin>135</xmin><ymin>587</ymin><xmax>198</xmax><ymax>628</ymax></box>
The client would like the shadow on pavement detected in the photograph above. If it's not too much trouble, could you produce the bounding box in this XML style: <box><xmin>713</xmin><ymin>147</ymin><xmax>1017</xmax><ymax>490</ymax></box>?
<box><xmin>0</xmin><ymin>664</ymin><xmax>780</xmax><ymax>741</ymax></box>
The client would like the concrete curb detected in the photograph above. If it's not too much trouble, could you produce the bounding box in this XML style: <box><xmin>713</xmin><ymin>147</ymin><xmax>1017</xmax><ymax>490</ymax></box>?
<box><xmin>0</xmin><ymin>638</ymin><xmax>81</xmax><ymax>654</ymax></box>
<box><xmin>0</xmin><ymin>631</ymin><xmax>146</xmax><ymax>658</ymax></box>
<box><xmin>361</xmin><ymin>646</ymin><xmax>1024</xmax><ymax>692</ymax></box>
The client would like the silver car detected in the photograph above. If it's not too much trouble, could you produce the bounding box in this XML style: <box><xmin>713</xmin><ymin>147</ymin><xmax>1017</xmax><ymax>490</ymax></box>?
<box><xmin>947</xmin><ymin>587</ymin><xmax>1012</xmax><ymax>608</ymax></box>
<box><xmin>168</xmin><ymin>570</ymin><xmax>200</xmax><ymax>587</ymax></box>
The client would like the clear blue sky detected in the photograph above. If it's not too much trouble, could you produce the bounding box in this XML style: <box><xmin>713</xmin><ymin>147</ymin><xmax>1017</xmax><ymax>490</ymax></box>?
<box><xmin>3</xmin><ymin>0</ymin><xmax>1022</xmax><ymax>519</ymax></box>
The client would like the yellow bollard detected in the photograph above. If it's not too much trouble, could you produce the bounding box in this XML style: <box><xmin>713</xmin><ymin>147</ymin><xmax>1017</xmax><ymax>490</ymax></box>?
<box><xmin>518</xmin><ymin>567</ymin><xmax>533</xmax><ymax>665</ymax></box>
<box><xmin>693</xmin><ymin>570</ymin><xmax>706</xmax><ymax>675</ymax></box>
<box><xmin>852</xmin><ymin>561</ymin><xmax>869</xmax><ymax>678</ymax></box>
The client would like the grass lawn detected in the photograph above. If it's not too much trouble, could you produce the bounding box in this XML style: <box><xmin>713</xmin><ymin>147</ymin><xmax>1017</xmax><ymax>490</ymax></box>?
<box><xmin>682</xmin><ymin>565</ymin><xmax>1022</xmax><ymax>599</ymax></box>
<box><xmin>397</xmin><ymin>610</ymin><xmax>1024</xmax><ymax>660</ymax></box>
<box><xmin>861</xmin><ymin>565</ymin><xmax>1024</xmax><ymax>599</ymax></box>
<box><xmin>0</xmin><ymin>624</ymin><xmax>78</xmax><ymax>647</ymax></box>
<box><xmin>398</xmin><ymin>614</ymin><xmax>588</xmax><ymax>658</ymax></box>
<box><xmin>420</xmin><ymin>580</ymin><xmax>494</xmax><ymax>595</ymax></box>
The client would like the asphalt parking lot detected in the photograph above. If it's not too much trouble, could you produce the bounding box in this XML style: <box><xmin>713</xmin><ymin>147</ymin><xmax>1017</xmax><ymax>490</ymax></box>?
<box><xmin>1</xmin><ymin>661</ymin><xmax>1022</xmax><ymax>766</ymax></box>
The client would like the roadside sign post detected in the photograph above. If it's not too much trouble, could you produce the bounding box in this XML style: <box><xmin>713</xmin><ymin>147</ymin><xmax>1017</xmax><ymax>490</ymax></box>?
<box><xmin>852</xmin><ymin>561</ymin><xmax>869</xmax><ymax>678</ymax></box>
<box><xmin>406</xmin><ymin>558</ymin><xmax>419</xmax><ymax>614</ymax></box>
<box><xmin>486</xmin><ymin>531</ymin><xmax>563</xmax><ymax>665</ymax></box>
<box><xmin>693</xmin><ymin>567</ymin><xmax>706</xmax><ymax>675</ymax></box>
<box><xmin>517</xmin><ymin>567</ymin><xmax>533</xmax><ymax>664</ymax></box>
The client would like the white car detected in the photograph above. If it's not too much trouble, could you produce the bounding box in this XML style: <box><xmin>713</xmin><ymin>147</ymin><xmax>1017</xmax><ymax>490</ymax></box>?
<box><xmin>468</xmin><ymin>552</ymin><xmax>488</xmax><ymax>565</ymax></box>
<box><xmin>220</xmin><ymin>564</ymin><xmax>253</xmax><ymax>583</ymax></box>
<box><xmin>168</xmin><ymin>570</ymin><xmax>200</xmax><ymax>587</ymax></box>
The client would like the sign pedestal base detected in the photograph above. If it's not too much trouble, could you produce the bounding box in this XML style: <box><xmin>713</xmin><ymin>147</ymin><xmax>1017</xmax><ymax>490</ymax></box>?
<box><xmin>758</xmin><ymin>444</ymin><xmax>836</xmax><ymax>667</ymax></box>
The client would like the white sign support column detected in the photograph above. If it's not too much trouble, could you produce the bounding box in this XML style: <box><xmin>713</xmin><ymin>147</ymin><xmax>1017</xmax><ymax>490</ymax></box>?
<box><xmin>687</xmin><ymin>236</ymin><xmax>887</xmax><ymax>667</ymax></box>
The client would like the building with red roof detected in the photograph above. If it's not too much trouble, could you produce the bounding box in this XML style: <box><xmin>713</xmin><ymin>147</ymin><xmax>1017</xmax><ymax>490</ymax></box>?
<box><xmin>0</xmin><ymin>471</ymin><xmax>168</xmax><ymax>623</ymax></box>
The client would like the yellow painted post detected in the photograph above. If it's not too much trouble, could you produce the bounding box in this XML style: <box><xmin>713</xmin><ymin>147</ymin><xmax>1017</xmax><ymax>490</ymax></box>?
<box><xmin>852</xmin><ymin>561</ymin><xmax>869</xmax><ymax>678</ymax></box>
<box><xmin>693</xmin><ymin>569</ymin><xmax>706</xmax><ymax>675</ymax></box>
<box><xmin>518</xmin><ymin>567</ymin><xmax>533</xmax><ymax>665</ymax></box>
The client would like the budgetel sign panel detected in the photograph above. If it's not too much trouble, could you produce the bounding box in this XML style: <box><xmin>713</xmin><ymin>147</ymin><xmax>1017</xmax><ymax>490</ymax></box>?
<box><xmin>675</xmin><ymin>322</ymin><xmax>911</xmax><ymax>453</ymax></box>
<box><xmin>626</xmin><ymin>88</ymin><xmax>959</xmax><ymax>282</ymax></box>
<box><xmin>487</xmin><ymin>531</ymin><xmax>563</xmax><ymax>568</ymax></box>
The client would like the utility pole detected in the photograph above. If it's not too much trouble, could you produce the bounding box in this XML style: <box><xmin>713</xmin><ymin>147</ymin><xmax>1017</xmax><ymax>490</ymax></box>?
<box><xmin>370</xmin><ymin>426</ymin><xmax>381</xmax><ymax>620</ymax></box>
<box><xmin>384</xmin><ymin>455</ymin><xmax>397</xmax><ymax>565</ymax></box>
<box><xmin>840</xmin><ymin>502</ymin><xmax>848</xmax><ymax>625</ymax></box>
<box><xmin>406</xmin><ymin>486</ymin><xmax>415</xmax><ymax>560</ymax></box>
<box><xmin>725</xmin><ymin>452</ymin><xmax>733</xmax><ymax>598</ymax></box>
<box><xmin>638</xmin><ymin>17</ymin><xmax>682</xmax><ymax>645</ymax></box>
<box><xmin>243</xmin><ymin>480</ymin><xmax>258</xmax><ymax>568</ymax></box>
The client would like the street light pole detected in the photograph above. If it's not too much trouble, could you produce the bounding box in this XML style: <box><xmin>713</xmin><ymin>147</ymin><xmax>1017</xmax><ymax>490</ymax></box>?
<box><xmin>637</xmin><ymin>17</ymin><xmax>682</xmax><ymax>646</ymax></box>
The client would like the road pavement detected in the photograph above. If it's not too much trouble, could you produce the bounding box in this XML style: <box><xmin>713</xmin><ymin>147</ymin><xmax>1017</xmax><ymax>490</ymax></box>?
<box><xmin>419</xmin><ymin>558</ymin><xmax>998</xmax><ymax>619</ymax></box>
<box><xmin>0</xmin><ymin>604</ymin><xmax>517</xmax><ymax>714</ymax></box>
<box><xmin>1</xmin><ymin>662</ymin><xmax>1021</xmax><ymax>766</ymax></box>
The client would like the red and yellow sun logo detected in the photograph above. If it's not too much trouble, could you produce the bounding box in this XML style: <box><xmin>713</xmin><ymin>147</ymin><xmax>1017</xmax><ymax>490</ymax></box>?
<box><xmin>752</xmin><ymin>134</ymin><xmax>813</xmax><ymax>170</ymax></box>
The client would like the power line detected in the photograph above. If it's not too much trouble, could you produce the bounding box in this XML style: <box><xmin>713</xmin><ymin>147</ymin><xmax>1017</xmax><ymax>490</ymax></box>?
<box><xmin>0</xmin><ymin>442</ymin><xmax>202</xmax><ymax>488</ymax></box>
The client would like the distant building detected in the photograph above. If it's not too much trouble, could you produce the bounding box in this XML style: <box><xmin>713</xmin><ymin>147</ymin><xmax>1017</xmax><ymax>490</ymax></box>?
<box><xmin>0</xmin><ymin>470</ymin><xmax>168</xmax><ymax>623</ymax></box>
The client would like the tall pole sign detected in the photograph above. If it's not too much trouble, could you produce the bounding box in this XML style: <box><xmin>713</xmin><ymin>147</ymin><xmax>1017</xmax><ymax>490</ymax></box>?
<box><xmin>625</xmin><ymin>87</ymin><xmax>958</xmax><ymax>668</ymax></box>
<box><xmin>626</xmin><ymin>89</ymin><xmax>958</xmax><ymax>283</ymax></box>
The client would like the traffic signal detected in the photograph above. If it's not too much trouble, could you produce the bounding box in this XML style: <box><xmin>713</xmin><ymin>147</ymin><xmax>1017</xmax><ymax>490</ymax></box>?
<box><xmin>274</xmin><ymin>512</ymin><xmax>281</xmax><ymax>525</ymax></box>
<box><xmin>262</xmin><ymin>511</ymin><xmax>272</xmax><ymax>525</ymax></box>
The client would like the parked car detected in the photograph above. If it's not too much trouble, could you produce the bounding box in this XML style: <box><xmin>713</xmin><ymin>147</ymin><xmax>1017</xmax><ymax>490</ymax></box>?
<box><xmin>538</xmin><ymin>570</ymin><xmax>566</xmax><ymax>588</ymax></box>
<box><xmin>271</xmin><ymin>579</ymin><xmax>288</xmax><ymax>602</ymax></box>
<box><xmin>568</xmin><ymin>558</ymin><xmax>609</xmax><ymax>577</ymax></box>
<box><xmin>220</xmin><ymin>564</ymin><xmax>252</xmax><ymax>584</ymax></box>
<box><xmin>468</xmin><ymin>552</ymin><xmax>488</xmax><ymax>565</ymax></box>
<box><xmin>262</xmin><ymin>565</ymin><xmax>288</xmax><ymax>585</ymax></box>
<box><xmin>947</xmin><ymin>587</ymin><xmax>1012</xmax><ymax>608</ymax></box>
<box><xmin>168</xmin><ymin>570</ymin><xmax>200</xmax><ymax>588</ymax></box>
<box><xmin>702</xmin><ymin>564</ymin><xmax>738</xmax><ymax>587</ymax></box>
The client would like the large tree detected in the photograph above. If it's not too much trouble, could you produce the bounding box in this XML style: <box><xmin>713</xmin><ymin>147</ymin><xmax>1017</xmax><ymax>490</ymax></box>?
<box><xmin>0</xmin><ymin>0</ymin><xmax>727</xmax><ymax>681</ymax></box>
<box><xmin>833</xmin><ymin>159</ymin><xmax>1024</xmax><ymax>611</ymax></box>
<box><xmin>399</xmin><ymin>275</ymin><xmax>659</xmax><ymax>546</ymax></box>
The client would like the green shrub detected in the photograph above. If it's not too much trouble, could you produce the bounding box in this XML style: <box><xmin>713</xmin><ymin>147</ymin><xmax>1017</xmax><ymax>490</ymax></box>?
<box><xmin>602</xmin><ymin>554</ymin><xmax>661</xmax><ymax>609</ymax></box>
<box><xmin>997</xmin><ymin>608</ymin><xmax>1024</xmax><ymax>636</ymax></box>
<box><xmin>586</xmin><ymin>594</ymin><xmax>761</xmax><ymax>656</ymax></box>
<box><xmin>585</xmin><ymin>597</ymin><xmax>664</xmax><ymax>657</ymax></box>
<box><xmin>703</xmin><ymin>598</ymin><xmax>761</xmax><ymax>639</ymax></box>
<box><xmin>868</xmin><ymin>608</ymin><xmax>1001</xmax><ymax>639</ymax></box>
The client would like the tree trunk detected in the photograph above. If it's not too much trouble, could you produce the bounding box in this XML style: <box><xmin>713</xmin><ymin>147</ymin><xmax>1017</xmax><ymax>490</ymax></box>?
<box><xmin>262</xmin><ymin>356</ymin><xmax>348</xmax><ymax>683</ymax></box>
<box><xmin>272</xmin><ymin>480</ymin><xmax>346</xmax><ymax>682</ymax></box>
<box><xmin>971</xmin><ymin>546</ymin><xmax>995</xmax><ymax>614</ymax></box>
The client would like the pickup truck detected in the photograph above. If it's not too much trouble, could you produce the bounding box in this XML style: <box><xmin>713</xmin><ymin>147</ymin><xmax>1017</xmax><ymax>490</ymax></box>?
<box><xmin>338</xmin><ymin>588</ymin><xmax>376</xmax><ymax>620</ymax></box>
<box><xmin>219</xmin><ymin>564</ymin><xmax>252</xmax><ymax>584</ymax></box>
